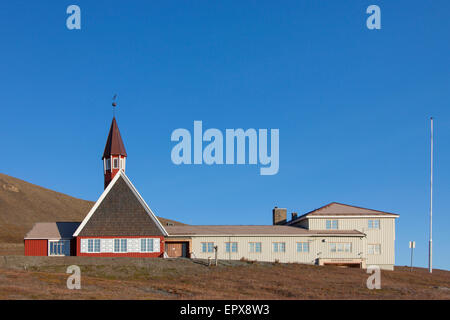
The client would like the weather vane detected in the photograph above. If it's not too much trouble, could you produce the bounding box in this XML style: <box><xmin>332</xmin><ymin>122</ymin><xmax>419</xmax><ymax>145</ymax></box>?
<box><xmin>112</xmin><ymin>94</ymin><xmax>117</xmax><ymax>117</ymax></box>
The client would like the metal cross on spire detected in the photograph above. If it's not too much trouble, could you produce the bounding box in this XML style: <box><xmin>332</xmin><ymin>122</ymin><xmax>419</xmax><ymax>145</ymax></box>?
<box><xmin>112</xmin><ymin>94</ymin><xmax>118</xmax><ymax>117</ymax></box>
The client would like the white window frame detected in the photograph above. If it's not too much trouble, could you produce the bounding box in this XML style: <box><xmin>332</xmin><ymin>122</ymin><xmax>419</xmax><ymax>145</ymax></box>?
<box><xmin>94</xmin><ymin>239</ymin><xmax>100</xmax><ymax>252</ymax></box>
<box><xmin>113</xmin><ymin>158</ymin><xmax>119</xmax><ymax>169</ymax></box>
<box><xmin>48</xmin><ymin>240</ymin><xmax>70</xmax><ymax>256</ymax></box>
<box><xmin>87</xmin><ymin>239</ymin><xmax>94</xmax><ymax>253</ymax></box>
<box><xmin>114</xmin><ymin>239</ymin><xmax>120</xmax><ymax>252</ymax></box>
<box><xmin>120</xmin><ymin>239</ymin><xmax>127</xmax><ymax>252</ymax></box>
<box><xmin>368</xmin><ymin>219</ymin><xmax>380</xmax><ymax>229</ymax></box>
<box><xmin>201</xmin><ymin>242</ymin><xmax>214</xmax><ymax>253</ymax></box>
<box><xmin>326</xmin><ymin>220</ymin><xmax>338</xmax><ymax>230</ymax></box>
<box><xmin>225</xmin><ymin>242</ymin><xmax>238</xmax><ymax>253</ymax></box>
<box><xmin>249</xmin><ymin>242</ymin><xmax>262</xmax><ymax>253</ymax></box>
<box><xmin>113</xmin><ymin>239</ymin><xmax>128</xmax><ymax>253</ymax></box>
<box><xmin>330</xmin><ymin>242</ymin><xmax>351</xmax><ymax>253</ymax></box>
<box><xmin>141</xmin><ymin>238</ymin><xmax>154</xmax><ymax>252</ymax></box>
<box><xmin>273</xmin><ymin>242</ymin><xmax>286</xmax><ymax>253</ymax></box>
<box><xmin>296</xmin><ymin>242</ymin><xmax>309</xmax><ymax>253</ymax></box>
<box><xmin>368</xmin><ymin>244</ymin><xmax>381</xmax><ymax>255</ymax></box>
<box><xmin>106</xmin><ymin>159</ymin><xmax>111</xmax><ymax>170</ymax></box>
<box><xmin>344</xmin><ymin>243</ymin><xmax>351</xmax><ymax>252</ymax></box>
<box><xmin>87</xmin><ymin>239</ymin><xmax>101</xmax><ymax>253</ymax></box>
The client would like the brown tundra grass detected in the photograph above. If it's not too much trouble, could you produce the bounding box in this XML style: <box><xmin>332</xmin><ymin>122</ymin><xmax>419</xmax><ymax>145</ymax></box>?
<box><xmin>0</xmin><ymin>255</ymin><xmax>449</xmax><ymax>300</ymax></box>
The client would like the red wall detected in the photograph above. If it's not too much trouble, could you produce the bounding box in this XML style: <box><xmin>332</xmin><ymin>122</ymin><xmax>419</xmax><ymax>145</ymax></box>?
<box><xmin>104</xmin><ymin>155</ymin><xmax>126</xmax><ymax>189</ymax></box>
<box><xmin>75</xmin><ymin>236</ymin><xmax>165</xmax><ymax>257</ymax></box>
<box><xmin>24</xmin><ymin>239</ymin><xmax>47</xmax><ymax>256</ymax></box>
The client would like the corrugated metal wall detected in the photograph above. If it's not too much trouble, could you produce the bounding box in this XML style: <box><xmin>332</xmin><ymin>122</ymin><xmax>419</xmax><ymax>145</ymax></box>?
<box><xmin>190</xmin><ymin>235</ymin><xmax>364</xmax><ymax>264</ymax></box>
<box><xmin>24</xmin><ymin>239</ymin><xmax>47</xmax><ymax>256</ymax></box>
<box><xmin>307</xmin><ymin>217</ymin><xmax>396</xmax><ymax>266</ymax></box>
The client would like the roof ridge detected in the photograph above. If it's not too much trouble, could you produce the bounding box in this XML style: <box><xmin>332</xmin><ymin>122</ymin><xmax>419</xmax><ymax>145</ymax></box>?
<box><xmin>328</xmin><ymin>202</ymin><xmax>397</xmax><ymax>215</ymax></box>
<box><xmin>286</xmin><ymin>202</ymin><xmax>398</xmax><ymax>225</ymax></box>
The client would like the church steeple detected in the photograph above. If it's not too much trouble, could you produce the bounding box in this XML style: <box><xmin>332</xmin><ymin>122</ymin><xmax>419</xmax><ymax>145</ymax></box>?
<box><xmin>102</xmin><ymin>117</ymin><xmax>127</xmax><ymax>189</ymax></box>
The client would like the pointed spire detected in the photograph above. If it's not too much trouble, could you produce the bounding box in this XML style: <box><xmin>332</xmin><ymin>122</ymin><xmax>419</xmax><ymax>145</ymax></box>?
<box><xmin>102</xmin><ymin>117</ymin><xmax>127</xmax><ymax>159</ymax></box>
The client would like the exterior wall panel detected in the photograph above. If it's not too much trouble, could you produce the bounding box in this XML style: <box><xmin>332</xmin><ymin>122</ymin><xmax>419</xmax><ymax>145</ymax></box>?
<box><xmin>306</xmin><ymin>217</ymin><xmax>397</xmax><ymax>266</ymax></box>
<box><xmin>291</xmin><ymin>220</ymin><xmax>309</xmax><ymax>229</ymax></box>
<box><xmin>189</xmin><ymin>235</ymin><xmax>364</xmax><ymax>264</ymax></box>
<box><xmin>75</xmin><ymin>236</ymin><xmax>164</xmax><ymax>257</ymax></box>
<box><xmin>104</xmin><ymin>155</ymin><xmax>126</xmax><ymax>189</ymax></box>
<box><xmin>24</xmin><ymin>239</ymin><xmax>47</xmax><ymax>256</ymax></box>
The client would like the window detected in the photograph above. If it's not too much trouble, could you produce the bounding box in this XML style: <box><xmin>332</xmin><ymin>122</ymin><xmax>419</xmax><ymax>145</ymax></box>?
<box><xmin>141</xmin><ymin>238</ymin><xmax>154</xmax><ymax>252</ymax></box>
<box><xmin>273</xmin><ymin>242</ymin><xmax>286</xmax><ymax>253</ymax></box>
<box><xmin>326</xmin><ymin>220</ymin><xmax>338</xmax><ymax>230</ymax></box>
<box><xmin>368</xmin><ymin>244</ymin><xmax>381</xmax><ymax>255</ymax></box>
<box><xmin>201</xmin><ymin>242</ymin><xmax>214</xmax><ymax>253</ymax></box>
<box><xmin>225</xmin><ymin>242</ymin><xmax>238</xmax><ymax>253</ymax></box>
<box><xmin>113</xmin><ymin>158</ymin><xmax>119</xmax><ymax>169</ymax></box>
<box><xmin>88</xmin><ymin>239</ymin><xmax>94</xmax><ymax>253</ymax></box>
<box><xmin>105</xmin><ymin>159</ymin><xmax>111</xmax><ymax>170</ymax></box>
<box><xmin>330</xmin><ymin>242</ymin><xmax>351</xmax><ymax>253</ymax></box>
<box><xmin>120</xmin><ymin>239</ymin><xmax>127</xmax><ymax>252</ymax></box>
<box><xmin>114</xmin><ymin>239</ymin><xmax>127</xmax><ymax>252</ymax></box>
<box><xmin>297</xmin><ymin>242</ymin><xmax>309</xmax><ymax>253</ymax></box>
<box><xmin>249</xmin><ymin>242</ymin><xmax>262</xmax><ymax>253</ymax></box>
<box><xmin>49</xmin><ymin>240</ymin><xmax>70</xmax><ymax>256</ymax></box>
<box><xmin>94</xmin><ymin>239</ymin><xmax>100</xmax><ymax>252</ymax></box>
<box><xmin>368</xmin><ymin>219</ymin><xmax>380</xmax><ymax>229</ymax></box>
<box><xmin>114</xmin><ymin>239</ymin><xmax>120</xmax><ymax>252</ymax></box>
<box><xmin>87</xmin><ymin>239</ymin><xmax>100</xmax><ymax>253</ymax></box>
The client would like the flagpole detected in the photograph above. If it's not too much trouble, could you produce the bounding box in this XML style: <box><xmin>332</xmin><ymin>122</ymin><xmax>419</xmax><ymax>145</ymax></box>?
<box><xmin>429</xmin><ymin>117</ymin><xmax>433</xmax><ymax>273</ymax></box>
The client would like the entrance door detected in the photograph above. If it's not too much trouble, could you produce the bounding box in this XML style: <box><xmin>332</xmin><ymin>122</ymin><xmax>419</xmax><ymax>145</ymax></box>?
<box><xmin>166</xmin><ymin>242</ymin><xmax>188</xmax><ymax>257</ymax></box>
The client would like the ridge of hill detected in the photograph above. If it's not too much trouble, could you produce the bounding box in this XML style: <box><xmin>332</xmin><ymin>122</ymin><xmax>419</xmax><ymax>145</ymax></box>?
<box><xmin>0</xmin><ymin>173</ymin><xmax>184</xmax><ymax>243</ymax></box>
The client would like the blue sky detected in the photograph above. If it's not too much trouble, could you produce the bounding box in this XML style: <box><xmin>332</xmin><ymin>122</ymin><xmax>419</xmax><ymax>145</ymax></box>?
<box><xmin>0</xmin><ymin>1</ymin><xmax>449</xmax><ymax>270</ymax></box>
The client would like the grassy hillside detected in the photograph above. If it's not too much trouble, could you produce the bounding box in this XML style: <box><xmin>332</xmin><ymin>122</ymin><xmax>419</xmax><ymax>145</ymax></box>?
<box><xmin>0</xmin><ymin>173</ymin><xmax>184</xmax><ymax>243</ymax></box>
<box><xmin>0</xmin><ymin>257</ymin><xmax>449</xmax><ymax>299</ymax></box>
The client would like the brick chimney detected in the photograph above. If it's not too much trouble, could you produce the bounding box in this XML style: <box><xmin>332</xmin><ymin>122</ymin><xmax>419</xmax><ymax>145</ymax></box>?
<box><xmin>291</xmin><ymin>212</ymin><xmax>298</xmax><ymax>221</ymax></box>
<box><xmin>272</xmin><ymin>207</ymin><xmax>287</xmax><ymax>225</ymax></box>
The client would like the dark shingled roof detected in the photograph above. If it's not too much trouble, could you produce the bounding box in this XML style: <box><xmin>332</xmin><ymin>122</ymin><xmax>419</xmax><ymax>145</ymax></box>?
<box><xmin>102</xmin><ymin>117</ymin><xmax>127</xmax><ymax>159</ymax></box>
<box><xmin>78</xmin><ymin>175</ymin><xmax>164</xmax><ymax>237</ymax></box>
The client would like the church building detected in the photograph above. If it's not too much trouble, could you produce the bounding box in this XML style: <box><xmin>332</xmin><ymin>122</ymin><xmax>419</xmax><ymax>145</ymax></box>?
<box><xmin>24</xmin><ymin>116</ymin><xmax>399</xmax><ymax>270</ymax></box>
